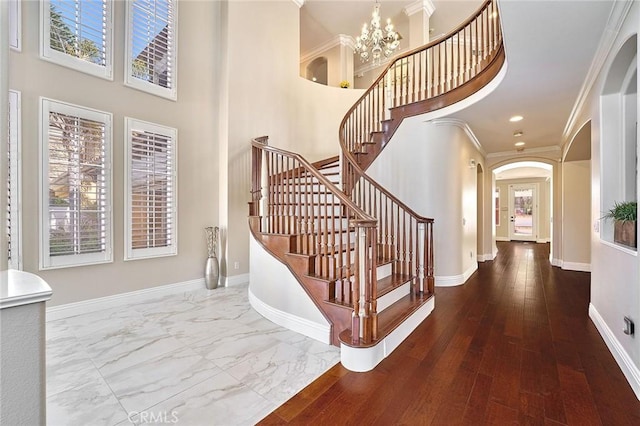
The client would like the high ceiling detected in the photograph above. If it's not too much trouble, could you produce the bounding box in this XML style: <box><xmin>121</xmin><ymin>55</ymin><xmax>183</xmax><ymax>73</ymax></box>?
<box><xmin>300</xmin><ymin>1</ymin><xmax>482</xmax><ymax>59</ymax></box>
<box><xmin>300</xmin><ymin>0</ymin><xmax>611</xmax><ymax>173</ymax></box>
<box><xmin>450</xmin><ymin>0</ymin><xmax>611</xmax><ymax>157</ymax></box>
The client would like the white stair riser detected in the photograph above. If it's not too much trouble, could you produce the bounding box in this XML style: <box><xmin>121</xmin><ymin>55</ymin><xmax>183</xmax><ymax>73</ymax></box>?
<box><xmin>377</xmin><ymin>281</ymin><xmax>411</xmax><ymax>312</ymax></box>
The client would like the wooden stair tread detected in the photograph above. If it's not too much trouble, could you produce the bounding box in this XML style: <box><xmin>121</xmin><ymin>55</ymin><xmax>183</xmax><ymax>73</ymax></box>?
<box><xmin>324</xmin><ymin>273</ymin><xmax>411</xmax><ymax>307</ymax></box>
<box><xmin>338</xmin><ymin>292</ymin><xmax>433</xmax><ymax>348</ymax></box>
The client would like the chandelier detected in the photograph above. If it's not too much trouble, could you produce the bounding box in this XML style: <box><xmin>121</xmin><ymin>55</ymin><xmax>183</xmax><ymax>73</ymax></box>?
<box><xmin>354</xmin><ymin>1</ymin><xmax>400</xmax><ymax>64</ymax></box>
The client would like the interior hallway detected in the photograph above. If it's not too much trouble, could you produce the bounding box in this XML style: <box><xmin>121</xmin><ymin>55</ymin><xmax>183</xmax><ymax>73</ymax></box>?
<box><xmin>261</xmin><ymin>242</ymin><xmax>640</xmax><ymax>425</ymax></box>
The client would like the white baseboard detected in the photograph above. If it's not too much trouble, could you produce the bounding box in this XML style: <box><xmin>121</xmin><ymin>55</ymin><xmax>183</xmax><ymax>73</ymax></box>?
<box><xmin>477</xmin><ymin>252</ymin><xmax>495</xmax><ymax>262</ymax></box>
<box><xmin>46</xmin><ymin>278</ymin><xmax>205</xmax><ymax>322</ymax></box>
<box><xmin>561</xmin><ymin>261</ymin><xmax>591</xmax><ymax>272</ymax></box>
<box><xmin>248</xmin><ymin>288</ymin><xmax>331</xmax><ymax>344</ymax></box>
<box><xmin>589</xmin><ymin>303</ymin><xmax>640</xmax><ymax>400</ymax></box>
<box><xmin>496</xmin><ymin>237</ymin><xmax>510</xmax><ymax>242</ymax></box>
<box><xmin>435</xmin><ymin>263</ymin><xmax>478</xmax><ymax>287</ymax></box>
<box><xmin>224</xmin><ymin>273</ymin><xmax>250</xmax><ymax>287</ymax></box>
<box><xmin>341</xmin><ymin>296</ymin><xmax>435</xmax><ymax>372</ymax></box>
<box><xmin>551</xmin><ymin>258</ymin><xmax>563</xmax><ymax>267</ymax></box>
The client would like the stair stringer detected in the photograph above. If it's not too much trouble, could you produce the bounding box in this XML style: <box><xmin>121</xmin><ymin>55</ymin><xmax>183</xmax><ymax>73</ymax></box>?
<box><xmin>248</xmin><ymin>234</ymin><xmax>332</xmax><ymax>343</ymax></box>
<box><xmin>248</xmin><ymin>217</ymin><xmax>352</xmax><ymax>346</ymax></box>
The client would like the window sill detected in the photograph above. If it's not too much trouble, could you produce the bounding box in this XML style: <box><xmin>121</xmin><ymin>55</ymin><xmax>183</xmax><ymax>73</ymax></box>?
<box><xmin>600</xmin><ymin>239</ymin><xmax>638</xmax><ymax>256</ymax></box>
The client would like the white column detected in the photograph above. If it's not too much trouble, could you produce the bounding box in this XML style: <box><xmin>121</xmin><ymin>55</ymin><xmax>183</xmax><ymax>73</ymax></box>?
<box><xmin>403</xmin><ymin>0</ymin><xmax>436</xmax><ymax>49</ymax></box>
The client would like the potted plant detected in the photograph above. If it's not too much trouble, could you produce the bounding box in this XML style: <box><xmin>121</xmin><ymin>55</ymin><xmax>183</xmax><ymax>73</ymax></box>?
<box><xmin>603</xmin><ymin>201</ymin><xmax>637</xmax><ymax>248</ymax></box>
<box><xmin>340</xmin><ymin>80</ymin><xmax>350</xmax><ymax>89</ymax></box>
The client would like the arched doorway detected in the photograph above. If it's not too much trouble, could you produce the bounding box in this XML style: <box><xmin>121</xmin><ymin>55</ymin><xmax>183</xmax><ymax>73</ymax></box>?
<box><xmin>492</xmin><ymin>161</ymin><xmax>553</xmax><ymax>249</ymax></box>
<box><xmin>306</xmin><ymin>57</ymin><xmax>328</xmax><ymax>85</ymax></box>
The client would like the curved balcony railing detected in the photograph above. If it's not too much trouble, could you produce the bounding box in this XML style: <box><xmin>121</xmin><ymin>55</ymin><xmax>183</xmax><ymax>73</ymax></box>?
<box><xmin>340</xmin><ymin>0</ymin><xmax>504</xmax><ymax>180</ymax></box>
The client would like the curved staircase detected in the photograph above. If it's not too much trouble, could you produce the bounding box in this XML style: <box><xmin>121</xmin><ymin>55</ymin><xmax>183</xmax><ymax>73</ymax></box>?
<box><xmin>249</xmin><ymin>0</ymin><xmax>504</xmax><ymax>372</ymax></box>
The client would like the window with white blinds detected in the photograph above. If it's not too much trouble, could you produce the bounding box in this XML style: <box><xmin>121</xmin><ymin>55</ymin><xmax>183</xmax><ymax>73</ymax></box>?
<box><xmin>7</xmin><ymin>90</ymin><xmax>22</xmax><ymax>270</ymax></box>
<box><xmin>40</xmin><ymin>98</ymin><xmax>112</xmax><ymax>269</ymax></box>
<box><xmin>125</xmin><ymin>118</ymin><xmax>177</xmax><ymax>260</ymax></box>
<box><xmin>125</xmin><ymin>0</ymin><xmax>178</xmax><ymax>100</ymax></box>
<box><xmin>40</xmin><ymin>0</ymin><xmax>113</xmax><ymax>79</ymax></box>
<box><xmin>10</xmin><ymin>0</ymin><xmax>21</xmax><ymax>51</ymax></box>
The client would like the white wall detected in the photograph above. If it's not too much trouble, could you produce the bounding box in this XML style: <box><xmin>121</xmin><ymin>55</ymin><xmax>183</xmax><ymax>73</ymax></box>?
<box><xmin>4</xmin><ymin>0</ymin><xmax>364</xmax><ymax>305</ymax></box>
<box><xmin>222</xmin><ymin>1</ymin><xmax>363</xmax><ymax>283</ymax></box>
<box><xmin>366</xmin><ymin>118</ymin><xmax>482</xmax><ymax>285</ymax></box>
<box><xmin>8</xmin><ymin>1</ymin><xmax>220</xmax><ymax>305</ymax></box>
<box><xmin>562</xmin><ymin>160</ymin><xmax>591</xmax><ymax>270</ymax></box>
<box><xmin>562</xmin><ymin>1</ymin><xmax>640</xmax><ymax>396</ymax></box>
<box><xmin>249</xmin><ymin>237</ymin><xmax>330</xmax><ymax>343</ymax></box>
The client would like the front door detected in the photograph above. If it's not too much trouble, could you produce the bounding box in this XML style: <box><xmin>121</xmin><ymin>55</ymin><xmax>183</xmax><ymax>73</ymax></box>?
<box><xmin>508</xmin><ymin>184</ymin><xmax>538</xmax><ymax>242</ymax></box>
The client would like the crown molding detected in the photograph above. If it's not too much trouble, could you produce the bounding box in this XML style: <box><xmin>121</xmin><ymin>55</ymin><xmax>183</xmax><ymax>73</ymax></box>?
<box><xmin>486</xmin><ymin>145</ymin><xmax>561</xmax><ymax>159</ymax></box>
<box><xmin>430</xmin><ymin>118</ymin><xmax>486</xmax><ymax>157</ymax></box>
<box><xmin>562</xmin><ymin>0</ymin><xmax>633</xmax><ymax>143</ymax></box>
<box><xmin>300</xmin><ymin>34</ymin><xmax>355</xmax><ymax>64</ymax></box>
<box><xmin>404</xmin><ymin>0</ymin><xmax>436</xmax><ymax>18</ymax></box>
<box><xmin>291</xmin><ymin>0</ymin><xmax>304</xmax><ymax>8</ymax></box>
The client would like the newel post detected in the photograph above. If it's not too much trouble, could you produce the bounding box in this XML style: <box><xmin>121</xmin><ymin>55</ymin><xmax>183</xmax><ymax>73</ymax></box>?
<box><xmin>417</xmin><ymin>221</ymin><xmax>426</xmax><ymax>295</ymax></box>
<box><xmin>427</xmin><ymin>221</ymin><xmax>435</xmax><ymax>294</ymax></box>
<box><xmin>260</xmin><ymin>147</ymin><xmax>269</xmax><ymax>232</ymax></box>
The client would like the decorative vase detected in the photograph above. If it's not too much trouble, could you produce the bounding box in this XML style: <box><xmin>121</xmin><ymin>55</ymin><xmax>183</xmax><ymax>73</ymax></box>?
<box><xmin>205</xmin><ymin>256</ymin><xmax>219</xmax><ymax>290</ymax></box>
<box><xmin>204</xmin><ymin>226</ymin><xmax>220</xmax><ymax>289</ymax></box>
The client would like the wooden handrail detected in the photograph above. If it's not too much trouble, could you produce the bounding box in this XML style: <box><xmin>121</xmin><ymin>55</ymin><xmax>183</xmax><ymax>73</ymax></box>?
<box><xmin>251</xmin><ymin>137</ymin><xmax>376</xmax><ymax>225</ymax></box>
<box><xmin>337</xmin><ymin>0</ymin><xmax>503</xmax><ymax>325</ymax></box>
<box><xmin>340</xmin><ymin>0</ymin><xmax>503</xmax><ymax>175</ymax></box>
<box><xmin>341</xmin><ymin>0</ymin><xmax>500</xmax><ymax>131</ymax></box>
<box><xmin>249</xmin><ymin>0</ymin><xmax>503</xmax><ymax>347</ymax></box>
<box><xmin>251</xmin><ymin>136</ymin><xmax>380</xmax><ymax>344</ymax></box>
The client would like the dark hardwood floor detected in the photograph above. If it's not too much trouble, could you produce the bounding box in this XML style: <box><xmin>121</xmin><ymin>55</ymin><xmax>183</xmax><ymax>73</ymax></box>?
<box><xmin>259</xmin><ymin>241</ymin><xmax>640</xmax><ymax>425</ymax></box>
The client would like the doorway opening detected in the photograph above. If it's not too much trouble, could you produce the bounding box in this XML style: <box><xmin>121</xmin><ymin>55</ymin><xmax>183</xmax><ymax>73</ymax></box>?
<box><xmin>493</xmin><ymin>161</ymin><xmax>553</xmax><ymax>246</ymax></box>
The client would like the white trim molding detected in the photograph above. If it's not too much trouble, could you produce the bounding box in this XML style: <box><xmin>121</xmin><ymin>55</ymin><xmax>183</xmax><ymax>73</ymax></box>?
<box><xmin>477</xmin><ymin>252</ymin><xmax>496</xmax><ymax>262</ymax></box>
<box><xmin>46</xmin><ymin>278</ymin><xmax>204</xmax><ymax>321</ymax></box>
<box><xmin>435</xmin><ymin>263</ymin><xmax>478</xmax><ymax>287</ymax></box>
<box><xmin>496</xmin><ymin>236</ymin><xmax>510</xmax><ymax>242</ymax></box>
<box><xmin>341</xmin><ymin>296</ymin><xmax>434</xmax><ymax>372</ymax></box>
<box><xmin>589</xmin><ymin>303</ymin><xmax>640</xmax><ymax>400</ymax></box>
<box><xmin>561</xmin><ymin>262</ymin><xmax>591</xmax><ymax>272</ymax></box>
<box><xmin>0</xmin><ymin>270</ymin><xmax>52</xmax><ymax>310</ymax></box>
<box><xmin>291</xmin><ymin>0</ymin><xmax>304</xmax><ymax>8</ymax></box>
<box><xmin>487</xmin><ymin>145</ymin><xmax>561</xmax><ymax>160</ymax></box>
<box><xmin>249</xmin><ymin>288</ymin><xmax>330</xmax><ymax>344</ymax></box>
<box><xmin>300</xmin><ymin>34</ymin><xmax>355</xmax><ymax>64</ymax></box>
<box><xmin>224</xmin><ymin>273</ymin><xmax>250</xmax><ymax>287</ymax></box>
<box><xmin>431</xmin><ymin>118</ymin><xmax>486</xmax><ymax>157</ymax></box>
<box><xmin>562</xmin><ymin>0</ymin><xmax>633</xmax><ymax>145</ymax></box>
<box><xmin>404</xmin><ymin>0</ymin><xmax>436</xmax><ymax>18</ymax></box>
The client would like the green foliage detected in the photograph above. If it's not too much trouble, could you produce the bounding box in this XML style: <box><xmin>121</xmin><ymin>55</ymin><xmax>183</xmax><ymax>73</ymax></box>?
<box><xmin>603</xmin><ymin>201</ymin><xmax>637</xmax><ymax>222</ymax></box>
<box><xmin>49</xmin><ymin>4</ymin><xmax>101</xmax><ymax>64</ymax></box>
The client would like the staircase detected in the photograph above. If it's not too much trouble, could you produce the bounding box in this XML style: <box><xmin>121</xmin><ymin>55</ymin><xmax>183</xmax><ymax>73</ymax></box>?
<box><xmin>248</xmin><ymin>0</ymin><xmax>504</xmax><ymax>372</ymax></box>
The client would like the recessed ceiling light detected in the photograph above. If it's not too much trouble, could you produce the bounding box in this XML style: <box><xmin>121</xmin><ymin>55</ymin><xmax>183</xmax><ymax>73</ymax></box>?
<box><xmin>515</xmin><ymin>141</ymin><xmax>525</xmax><ymax>147</ymax></box>
<box><xmin>513</xmin><ymin>131</ymin><xmax>523</xmax><ymax>137</ymax></box>
<box><xmin>509</xmin><ymin>115</ymin><xmax>524</xmax><ymax>122</ymax></box>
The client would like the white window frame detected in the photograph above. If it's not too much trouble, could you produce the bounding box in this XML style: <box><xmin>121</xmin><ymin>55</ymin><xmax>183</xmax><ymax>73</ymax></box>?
<box><xmin>8</xmin><ymin>90</ymin><xmax>22</xmax><ymax>270</ymax></box>
<box><xmin>40</xmin><ymin>0</ymin><xmax>114</xmax><ymax>80</ymax></box>
<box><xmin>124</xmin><ymin>117</ymin><xmax>177</xmax><ymax>260</ymax></box>
<box><xmin>39</xmin><ymin>98</ymin><xmax>113</xmax><ymax>269</ymax></box>
<box><xmin>9</xmin><ymin>0</ymin><xmax>21</xmax><ymax>51</ymax></box>
<box><xmin>125</xmin><ymin>0</ymin><xmax>178</xmax><ymax>100</ymax></box>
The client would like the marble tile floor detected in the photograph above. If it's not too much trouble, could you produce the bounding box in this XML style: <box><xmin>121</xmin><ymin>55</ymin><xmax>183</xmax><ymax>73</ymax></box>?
<box><xmin>45</xmin><ymin>284</ymin><xmax>341</xmax><ymax>426</ymax></box>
